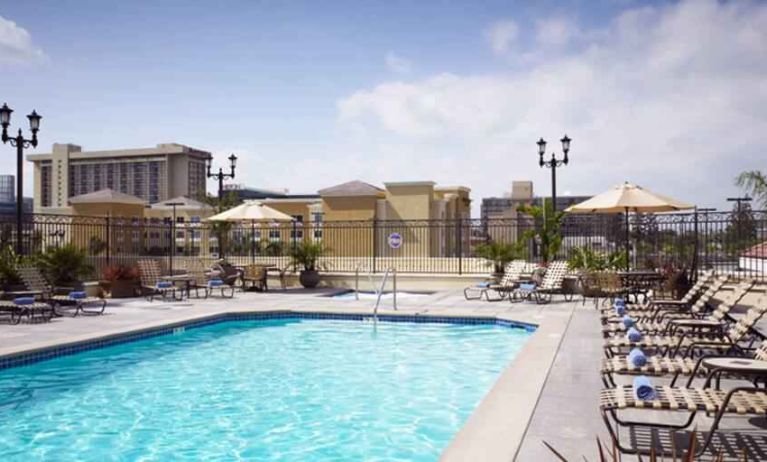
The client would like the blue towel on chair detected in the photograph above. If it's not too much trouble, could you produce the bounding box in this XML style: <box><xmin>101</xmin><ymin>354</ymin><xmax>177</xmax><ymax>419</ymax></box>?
<box><xmin>68</xmin><ymin>291</ymin><xmax>87</xmax><ymax>299</ymax></box>
<box><xmin>157</xmin><ymin>281</ymin><xmax>173</xmax><ymax>289</ymax></box>
<box><xmin>477</xmin><ymin>281</ymin><xmax>491</xmax><ymax>288</ymax></box>
<box><xmin>622</xmin><ymin>315</ymin><xmax>635</xmax><ymax>329</ymax></box>
<box><xmin>614</xmin><ymin>298</ymin><xmax>626</xmax><ymax>306</ymax></box>
<box><xmin>208</xmin><ymin>278</ymin><xmax>224</xmax><ymax>287</ymax></box>
<box><xmin>614</xmin><ymin>304</ymin><xmax>626</xmax><ymax>316</ymax></box>
<box><xmin>13</xmin><ymin>297</ymin><xmax>35</xmax><ymax>305</ymax></box>
<box><xmin>627</xmin><ymin>327</ymin><xmax>642</xmax><ymax>342</ymax></box>
<box><xmin>519</xmin><ymin>283</ymin><xmax>536</xmax><ymax>291</ymax></box>
<box><xmin>628</xmin><ymin>348</ymin><xmax>647</xmax><ymax>367</ymax></box>
<box><xmin>632</xmin><ymin>376</ymin><xmax>656</xmax><ymax>400</ymax></box>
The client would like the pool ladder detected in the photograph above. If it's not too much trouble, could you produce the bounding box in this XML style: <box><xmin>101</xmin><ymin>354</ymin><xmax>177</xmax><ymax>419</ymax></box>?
<box><xmin>354</xmin><ymin>264</ymin><xmax>397</xmax><ymax>322</ymax></box>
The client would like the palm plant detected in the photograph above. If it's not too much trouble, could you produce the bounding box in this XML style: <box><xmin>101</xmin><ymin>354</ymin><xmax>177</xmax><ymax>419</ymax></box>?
<box><xmin>735</xmin><ymin>170</ymin><xmax>767</xmax><ymax>208</ymax></box>
<box><xmin>474</xmin><ymin>240</ymin><xmax>527</xmax><ymax>274</ymax></box>
<box><xmin>518</xmin><ymin>199</ymin><xmax>564</xmax><ymax>264</ymax></box>
<box><xmin>35</xmin><ymin>244</ymin><xmax>94</xmax><ymax>286</ymax></box>
<box><xmin>288</xmin><ymin>241</ymin><xmax>328</xmax><ymax>272</ymax></box>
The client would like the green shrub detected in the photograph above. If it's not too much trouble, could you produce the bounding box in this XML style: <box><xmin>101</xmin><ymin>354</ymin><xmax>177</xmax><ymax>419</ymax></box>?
<box><xmin>35</xmin><ymin>244</ymin><xmax>94</xmax><ymax>285</ymax></box>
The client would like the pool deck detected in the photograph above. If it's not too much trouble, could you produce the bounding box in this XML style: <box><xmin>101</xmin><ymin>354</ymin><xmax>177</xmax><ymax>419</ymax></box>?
<box><xmin>1</xmin><ymin>288</ymin><xmax>765</xmax><ymax>460</ymax></box>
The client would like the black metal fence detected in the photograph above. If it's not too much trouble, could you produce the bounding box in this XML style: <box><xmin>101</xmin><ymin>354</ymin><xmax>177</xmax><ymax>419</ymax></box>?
<box><xmin>0</xmin><ymin>210</ymin><xmax>765</xmax><ymax>279</ymax></box>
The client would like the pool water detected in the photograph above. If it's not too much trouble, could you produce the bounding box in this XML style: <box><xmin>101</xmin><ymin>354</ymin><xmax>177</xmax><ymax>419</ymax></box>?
<box><xmin>0</xmin><ymin>318</ymin><xmax>531</xmax><ymax>461</ymax></box>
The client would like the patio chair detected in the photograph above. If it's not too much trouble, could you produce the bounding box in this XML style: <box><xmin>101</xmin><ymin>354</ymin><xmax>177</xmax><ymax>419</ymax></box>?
<box><xmin>137</xmin><ymin>259</ymin><xmax>180</xmax><ymax>302</ymax></box>
<box><xmin>242</xmin><ymin>264</ymin><xmax>267</xmax><ymax>291</ymax></box>
<box><xmin>0</xmin><ymin>297</ymin><xmax>53</xmax><ymax>324</ymax></box>
<box><xmin>273</xmin><ymin>262</ymin><xmax>292</xmax><ymax>290</ymax></box>
<box><xmin>16</xmin><ymin>265</ymin><xmax>106</xmax><ymax>316</ymax></box>
<box><xmin>509</xmin><ymin>261</ymin><xmax>569</xmax><ymax>304</ymax></box>
<box><xmin>210</xmin><ymin>260</ymin><xmax>243</xmax><ymax>287</ymax></box>
<box><xmin>601</xmin><ymin>339</ymin><xmax>767</xmax><ymax>388</ymax></box>
<box><xmin>598</xmin><ymin>269</ymin><xmax>714</xmax><ymax>314</ymax></box>
<box><xmin>603</xmin><ymin>294</ymin><xmax>767</xmax><ymax>358</ymax></box>
<box><xmin>463</xmin><ymin>260</ymin><xmax>529</xmax><ymax>301</ymax></box>
<box><xmin>600</xmin><ymin>376</ymin><xmax>767</xmax><ymax>456</ymax></box>
<box><xmin>599</xmin><ymin>275</ymin><xmax>729</xmax><ymax>325</ymax></box>
<box><xmin>186</xmin><ymin>259</ymin><xmax>235</xmax><ymax>299</ymax></box>
<box><xmin>601</xmin><ymin>278</ymin><xmax>749</xmax><ymax>335</ymax></box>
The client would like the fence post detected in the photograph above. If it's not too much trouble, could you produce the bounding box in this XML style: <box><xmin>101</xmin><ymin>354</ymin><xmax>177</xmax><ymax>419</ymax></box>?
<box><xmin>457</xmin><ymin>218</ymin><xmax>463</xmax><ymax>275</ymax></box>
<box><xmin>372</xmin><ymin>218</ymin><xmax>378</xmax><ymax>274</ymax></box>
<box><xmin>105</xmin><ymin>215</ymin><xmax>111</xmax><ymax>267</ymax></box>
<box><xmin>692</xmin><ymin>208</ymin><xmax>699</xmax><ymax>283</ymax></box>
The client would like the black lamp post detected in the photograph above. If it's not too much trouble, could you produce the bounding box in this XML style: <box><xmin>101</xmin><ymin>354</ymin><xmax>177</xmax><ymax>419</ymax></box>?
<box><xmin>206</xmin><ymin>154</ymin><xmax>238</xmax><ymax>200</ymax></box>
<box><xmin>1</xmin><ymin>103</ymin><xmax>41</xmax><ymax>255</ymax></box>
<box><xmin>537</xmin><ymin>135</ymin><xmax>571</xmax><ymax>212</ymax></box>
<box><xmin>165</xmin><ymin>202</ymin><xmax>184</xmax><ymax>275</ymax></box>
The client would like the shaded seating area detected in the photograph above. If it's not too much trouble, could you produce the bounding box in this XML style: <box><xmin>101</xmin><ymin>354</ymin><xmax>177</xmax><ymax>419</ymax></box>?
<box><xmin>185</xmin><ymin>259</ymin><xmax>235</xmax><ymax>299</ymax></box>
<box><xmin>137</xmin><ymin>259</ymin><xmax>182</xmax><ymax>301</ymax></box>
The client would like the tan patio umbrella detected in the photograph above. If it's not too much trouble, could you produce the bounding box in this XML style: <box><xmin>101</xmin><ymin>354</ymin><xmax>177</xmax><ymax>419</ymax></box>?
<box><xmin>207</xmin><ymin>201</ymin><xmax>295</xmax><ymax>262</ymax></box>
<box><xmin>565</xmin><ymin>182</ymin><xmax>694</xmax><ymax>269</ymax></box>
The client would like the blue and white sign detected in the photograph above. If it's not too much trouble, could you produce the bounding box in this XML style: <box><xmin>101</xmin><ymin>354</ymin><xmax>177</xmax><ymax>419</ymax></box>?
<box><xmin>387</xmin><ymin>232</ymin><xmax>403</xmax><ymax>249</ymax></box>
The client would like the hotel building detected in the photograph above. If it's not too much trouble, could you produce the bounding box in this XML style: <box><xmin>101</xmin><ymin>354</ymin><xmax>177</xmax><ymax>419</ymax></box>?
<box><xmin>27</xmin><ymin>143</ymin><xmax>211</xmax><ymax>213</ymax></box>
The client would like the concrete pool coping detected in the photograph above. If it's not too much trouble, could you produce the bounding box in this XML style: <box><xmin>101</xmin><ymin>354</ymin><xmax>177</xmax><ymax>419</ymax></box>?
<box><xmin>0</xmin><ymin>295</ymin><xmax>573</xmax><ymax>461</ymax></box>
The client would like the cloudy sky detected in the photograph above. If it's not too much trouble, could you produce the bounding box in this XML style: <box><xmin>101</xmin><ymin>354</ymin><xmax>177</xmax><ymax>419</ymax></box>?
<box><xmin>0</xmin><ymin>0</ymin><xmax>765</xmax><ymax>214</ymax></box>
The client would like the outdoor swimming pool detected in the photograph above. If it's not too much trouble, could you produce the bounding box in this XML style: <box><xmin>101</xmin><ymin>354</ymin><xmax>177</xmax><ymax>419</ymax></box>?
<box><xmin>329</xmin><ymin>289</ymin><xmax>434</xmax><ymax>300</ymax></box>
<box><xmin>0</xmin><ymin>317</ymin><xmax>531</xmax><ymax>461</ymax></box>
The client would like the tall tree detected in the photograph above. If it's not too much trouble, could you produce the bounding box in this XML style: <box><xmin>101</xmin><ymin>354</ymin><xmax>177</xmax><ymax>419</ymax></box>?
<box><xmin>735</xmin><ymin>170</ymin><xmax>767</xmax><ymax>208</ymax></box>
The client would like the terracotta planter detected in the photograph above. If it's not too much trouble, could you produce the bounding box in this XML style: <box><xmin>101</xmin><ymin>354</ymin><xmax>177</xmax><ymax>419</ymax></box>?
<box><xmin>299</xmin><ymin>270</ymin><xmax>320</xmax><ymax>288</ymax></box>
<box><xmin>108</xmin><ymin>279</ymin><xmax>138</xmax><ymax>298</ymax></box>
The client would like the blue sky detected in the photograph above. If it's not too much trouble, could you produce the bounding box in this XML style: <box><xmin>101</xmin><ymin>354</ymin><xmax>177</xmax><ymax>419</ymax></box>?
<box><xmin>0</xmin><ymin>0</ymin><xmax>765</xmax><ymax>214</ymax></box>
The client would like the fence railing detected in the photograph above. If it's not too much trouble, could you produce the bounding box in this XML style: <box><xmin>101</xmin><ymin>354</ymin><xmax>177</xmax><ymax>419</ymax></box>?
<box><xmin>0</xmin><ymin>210</ymin><xmax>764</xmax><ymax>279</ymax></box>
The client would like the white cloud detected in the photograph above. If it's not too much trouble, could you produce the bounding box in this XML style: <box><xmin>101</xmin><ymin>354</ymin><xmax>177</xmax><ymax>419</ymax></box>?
<box><xmin>0</xmin><ymin>16</ymin><xmax>44</xmax><ymax>65</ymax></box>
<box><xmin>384</xmin><ymin>51</ymin><xmax>411</xmax><ymax>74</ymax></box>
<box><xmin>535</xmin><ymin>17</ymin><xmax>578</xmax><ymax>48</ymax></box>
<box><xmin>336</xmin><ymin>0</ymin><xmax>767</xmax><ymax>211</ymax></box>
<box><xmin>485</xmin><ymin>20</ymin><xmax>518</xmax><ymax>55</ymax></box>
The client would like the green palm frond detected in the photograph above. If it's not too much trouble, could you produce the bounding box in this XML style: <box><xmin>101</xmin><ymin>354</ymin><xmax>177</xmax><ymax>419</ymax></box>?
<box><xmin>735</xmin><ymin>170</ymin><xmax>767</xmax><ymax>207</ymax></box>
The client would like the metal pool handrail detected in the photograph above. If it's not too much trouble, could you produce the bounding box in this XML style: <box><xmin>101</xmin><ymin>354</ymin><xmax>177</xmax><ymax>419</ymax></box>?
<box><xmin>373</xmin><ymin>267</ymin><xmax>397</xmax><ymax>323</ymax></box>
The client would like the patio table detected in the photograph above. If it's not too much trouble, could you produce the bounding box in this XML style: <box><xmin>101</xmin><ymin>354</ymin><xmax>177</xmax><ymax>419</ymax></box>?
<box><xmin>618</xmin><ymin>271</ymin><xmax>664</xmax><ymax>303</ymax></box>
<box><xmin>159</xmin><ymin>274</ymin><xmax>195</xmax><ymax>299</ymax></box>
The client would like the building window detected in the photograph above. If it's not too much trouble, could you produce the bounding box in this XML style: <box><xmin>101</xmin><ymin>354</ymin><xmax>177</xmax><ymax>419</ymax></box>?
<box><xmin>292</xmin><ymin>215</ymin><xmax>304</xmax><ymax>223</ymax></box>
<box><xmin>176</xmin><ymin>216</ymin><xmax>185</xmax><ymax>223</ymax></box>
<box><xmin>268</xmin><ymin>229</ymin><xmax>280</xmax><ymax>241</ymax></box>
<box><xmin>190</xmin><ymin>216</ymin><xmax>201</xmax><ymax>223</ymax></box>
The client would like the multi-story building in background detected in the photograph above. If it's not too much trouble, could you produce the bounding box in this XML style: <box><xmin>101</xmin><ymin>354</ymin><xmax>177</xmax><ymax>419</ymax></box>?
<box><xmin>27</xmin><ymin>143</ymin><xmax>211</xmax><ymax>213</ymax></box>
<box><xmin>0</xmin><ymin>174</ymin><xmax>33</xmax><ymax>215</ymax></box>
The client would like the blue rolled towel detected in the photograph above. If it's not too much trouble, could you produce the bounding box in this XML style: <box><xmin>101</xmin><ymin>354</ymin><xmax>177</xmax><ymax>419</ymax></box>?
<box><xmin>628</xmin><ymin>348</ymin><xmax>647</xmax><ymax>367</ymax></box>
<box><xmin>614</xmin><ymin>304</ymin><xmax>626</xmax><ymax>316</ymax></box>
<box><xmin>632</xmin><ymin>376</ymin><xmax>657</xmax><ymax>400</ymax></box>
<box><xmin>157</xmin><ymin>281</ymin><xmax>173</xmax><ymax>289</ymax></box>
<box><xmin>13</xmin><ymin>297</ymin><xmax>35</xmax><ymax>305</ymax></box>
<box><xmin>519</xmin><ymin>283</ymin><xmax>536</xmax><ymax>291</ymax></box>
<box><xmin>627</xmin><ymin>327</ymin><xmax>642</xmax><ymax>342</ymax></box>
<box><xmin>477</xmin><ymin>281</ymin><xmax>491</xmax><ymax>288</ymax></box>
<box><xmin>208</xmin><ymin>278</ymin><xmax>224</xmax><ymax>287</ymax></box>
<box><xmin>614</xmin><ymin>298</ymin><xmax>626</xmax><ymax>306</ymax></box>
<box><xmin>68</xmin><ymin>291</ymin><xmax>87</xmax><ymax>299</ymax></box>
<box><xmin>622</xmin><ymin>315</ymin><xmax>635</xmax><ymax>329</ymax></box>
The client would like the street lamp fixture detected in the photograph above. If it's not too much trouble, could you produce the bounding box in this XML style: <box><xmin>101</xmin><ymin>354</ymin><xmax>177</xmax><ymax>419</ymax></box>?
<box><xmin>537</xmin><ymin>134</ymin><xmax>571</xmax><ymax>212</ymax></box>
<box><xmin>206</xmin><ymin>154</ymin><xmax>238</xmax><ymax>199</ymax></box>
<box><xmin>1</xmin><ymin>103</ymin><xmax>42</xmax><ymax>255</ymax></box>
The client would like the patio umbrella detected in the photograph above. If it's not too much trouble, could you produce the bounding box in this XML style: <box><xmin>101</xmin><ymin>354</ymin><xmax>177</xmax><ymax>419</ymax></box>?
<box><xmin>207</xmin><ymin>202</ymin><xmax>295</xmax><ymax>262</ymax></box>
<box><xmin>565</xmin><ymin>182</ymin><xmax>694</xmax><ymax>269</ymax></box>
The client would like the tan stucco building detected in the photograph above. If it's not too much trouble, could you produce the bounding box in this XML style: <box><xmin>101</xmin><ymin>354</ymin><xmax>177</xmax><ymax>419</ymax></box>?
<box><xmin>27</xmin><ymin>142</ymin><xmax>211</xmax><ymax>213</ymax></box>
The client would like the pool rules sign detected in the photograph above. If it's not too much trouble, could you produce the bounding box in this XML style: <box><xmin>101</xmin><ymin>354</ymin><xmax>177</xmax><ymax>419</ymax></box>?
<box><xmin>387</xmin><ymin>232</ymin><xmax>403</xmax><ymax>250</ymax></box>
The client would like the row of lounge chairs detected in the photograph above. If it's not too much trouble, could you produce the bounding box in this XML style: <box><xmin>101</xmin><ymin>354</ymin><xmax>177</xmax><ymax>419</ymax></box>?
<box><xmin>0</xmin><ymin>265</ymin><xmax>107</xmax><ymax>324</ymax></box>
<box><xmin>597</xmin><ymin>270</ymin><xmax>767</xmax><ymax>456</ymax></box>
<box><xmin>463</xmin><ymin>260</ymin><xmax>571</xmax><ymax>304</ymax></box>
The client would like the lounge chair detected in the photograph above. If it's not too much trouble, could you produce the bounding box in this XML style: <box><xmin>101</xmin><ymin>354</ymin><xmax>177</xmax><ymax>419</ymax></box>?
<box><xmin>510</xmin><ymin>261</ymin><xmax>569</xmax><ymax>304</ymax></box>
<box><xmin>16</xmin><ymin>265</ymin><xmax>106</xmax><ymax>316</ymax></box>
<box><xmin>210</xmin><ymin>260</ymin><xmax>242</xmax><ymax>287</ymax></box>
<box><xmin>0</xmin><ymin>297</ymin><xmax>53</xmax><ymax>324</ymax></box>
<box><xmin>601</xmin><ymin>279</ymin><xmax>751</xmax><ymax>335</ymax></box>
<box><xmin>463</xmin><ymin>260</ymin><xmax>530</xmax><ymax>301</ymax></box>
<box><xmin>603</xmin><ymin>294</ymin><xmax>767</xmax><ymax>358</ymax></box>
<box><xmin>600</xmin><ymin>374</ymin><xmax>767</xmax><ymax>456</ymax></box>
<box><xmin>599</xmin><ymin>275</ymin><xmax>729</xmax><ymax>325</ymax></box>
<box><xmin>137</xmin><ymin>259</ymin><xmax>180</xmax><ymax>301</ymax></box>
<box><xmin>601</xmin><ymin>339</ymin><xmax>767</xmax><ymax>387</ymax></box>
<box><xmin>598</xmin><ymin>270</ymin><xmax>715</xmax><ymax>315</ymax></box>
<box><xmin>186</xmin><ymin>259</ymin><xmax>235</xmax><ymax>298</ymax></box>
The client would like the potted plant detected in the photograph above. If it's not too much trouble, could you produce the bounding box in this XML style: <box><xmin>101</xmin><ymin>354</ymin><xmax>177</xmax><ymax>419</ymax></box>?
<box><xmin>34</xmin><ymin>244</ymin><xmax>94</xmax><ymax>289</ymax></box>
<box><xmin>101</xmin><ymin>264</ymin><xmax>140</xmax><ymax>298</ymax></box>
<box><xmin>474</xmin><ymin>241</ymin><xmax>525</xmax><ymax>282</ymax></box>
<box><xmin>288</xmin><ymin>241</ymin><xmax>328</xmax><ymax>288</ymax></box>
<box><xmin>0</xmin><ymin>244</ymin><xmax>23</xmax><ymax>291</ymax></box>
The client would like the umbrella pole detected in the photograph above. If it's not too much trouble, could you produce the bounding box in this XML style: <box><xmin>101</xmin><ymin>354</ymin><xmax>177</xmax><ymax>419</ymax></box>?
<box><xmin>625</xmin><ymin>207</ymin><xmax>630</xmax><ymax>271</ymax></box>
<box><xmin>251</xmin><ymin>221</ymin><xmax>255</xmax><ymax>265</ymax></box>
